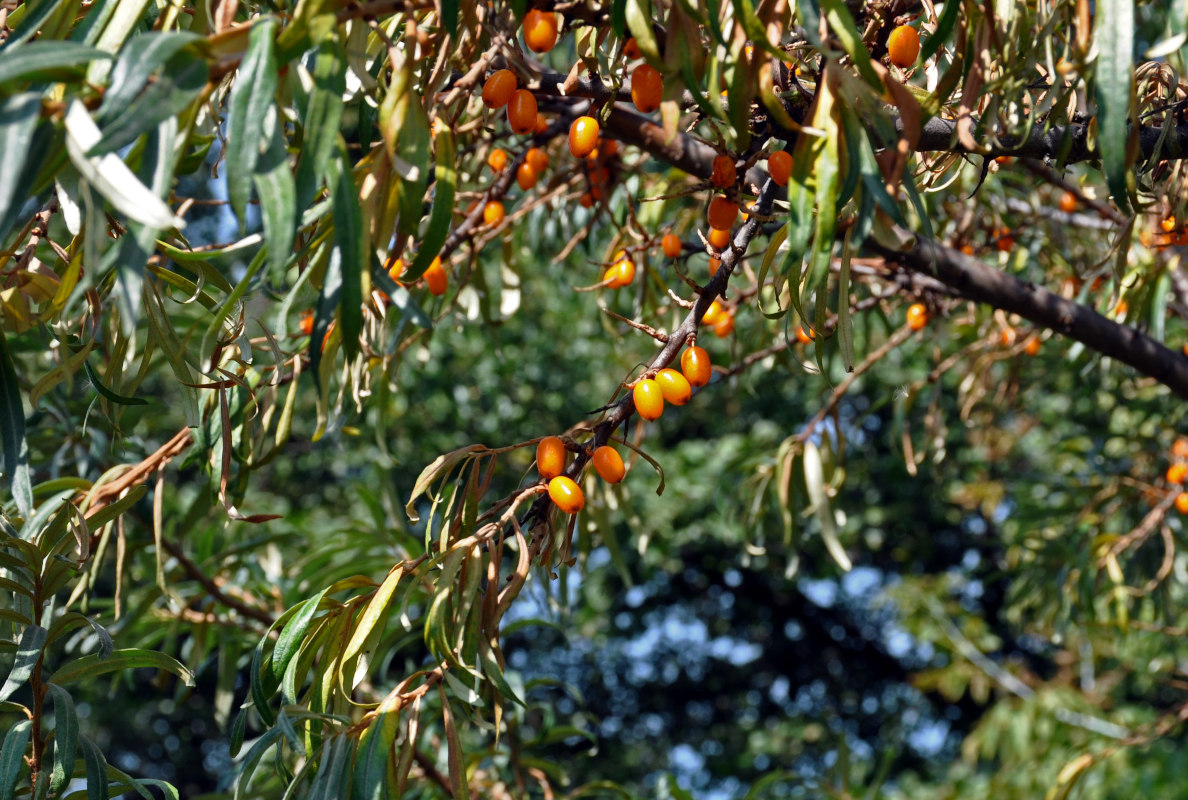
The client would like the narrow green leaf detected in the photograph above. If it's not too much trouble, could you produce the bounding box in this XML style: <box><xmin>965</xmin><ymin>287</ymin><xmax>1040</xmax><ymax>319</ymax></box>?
<box><xmin>1095</xmin><ymin>0</ymin><xmax>1135</xmax><ymax>212</ymax></box>
<box><xmin>329</xmin><ymin>145</ymin><xmax>364</xmax><ymax>361</ymax></box>
<box><xmin>405</xmin><ymin>445</ymin><xmax>486</xmax><ymax>523</ymax></box>
<box><xmin>918</xmin><ymin>0</ymin><xmax>961</xmax><ymax>64</ymax></box>
<box><xmin>82</xmin><ymin>483</ymin><xmax>146</xmax><ymax>531</ymax></box>
<box><xmin>0</xmin><ymin>40</ymin><xmax>111</xmax><ymax>85</ymax></box>
<box><xmin>79</xmin><ymin>735</ymin><xmax>108</xmax><ymax>800</ymax></box>
<box><xmin>253</xmin><ymin>121</ymin><xmax>297</xmax><ymax>278</ymax></box>
<box><xmin>294</xmin><ymin>40</ymin><xmax>347</xmax><ymax>213</ymax></box>
<box><xmin>0</xmin><ymin>331</ymin><xmax>33</xmax><ymax>519</ymax></box>
<box><xmin>49</xmin><ymin>648</ymin><xmax>196</xmax><ymax>688</ymax></box>
<box><xmin>341</xmin><ymin>567</ymin><xmax>403</xmax><ymax>680</ymax></box>
<box><xmin>821</xmin><ymin>0</ymin><xmax>882</xmax><ymax>90</ymax></box>
<box><xmin>405</xmin><ymin>125</ymin><xmax>457</xmax><ymax>281</ymax></box>
<box><xmin>351</xmin><ymin>711</ymin><xmax>401</xmax><ymax>800</ymax></box>
<box><xmin>625</xmin><ymin>0</ymin><xmax>661</xmax><ymax>63</ymax></box>
<box><xmin>441</xmin><ymin>0</ymin><xmax>459</xmax><ymax>38</ymax></box>
<box><xmin>307</xmin><ymin>735</ymin><xmax>350</xmax><ymax>800</ymax></box>
<box><xmin>0</xmin><ymin>719</ymin><xmax>30</xmax><ymax>800</ymax></box>
<box><xmin>88</xmin><ymin>47</ymin><xmax>207</xmax><ymax>156</ymax></box>
<box><xmin>803</xmin><ymin>440</ymin><xmax>851</xmax><ymax>571</ymax></box>
<box><xmin>48</xmin><ymin>683</ymin><xmax>79</xmax><ymax>795</ymax></box>
<box><xmin>439</xmin><ymin>685</ymin><xmax>469</xmax><ymax>800</ymax></box>
<box><xmin>82</xmin><ymin>360</ymin><xmax>149</xmax><ymax>406</ymax></box>
<box><xmin>226</xmin><ymin>17</ymin><xmax>279</xmax><ymax>228</ymax></box>
<box><xmin>0</xmin><ymin>624</ymin><xmax>45</xmax><ymax>703</ymax></box>
<box><xmin>228</xmin><ymin>705</ymin><xmax>248</xmax><ymax>758</ymax></box>
<box><xmin>233</xmin><ymin>726</ymin><xmax>283</xmax><ymax>800</ymax></box>
<box><xmin>97</xmin><ymin>32</ymin><xmax>202</xmax><ymax>123</ymax></box>
<box><xmin>0</xmin><ymin>92</ymin><xmax>42</xmax><ymax>247</ymax></box>
<box><xmin>271</xmin><ymin>588</ymin><xmax>329</xmax><ymax>684</ymax></box>
<box><xmin>838</xmin><ymin>230</ymin><xmax>854</xmax><ymax>371</ymax></box>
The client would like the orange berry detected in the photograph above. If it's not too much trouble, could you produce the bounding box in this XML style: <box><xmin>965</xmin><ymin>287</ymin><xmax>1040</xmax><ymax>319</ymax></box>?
<box><xmin>535</xmin><ymin>115</ymin><xmax>549</xmax><ymax>135</ymax></box>
<box><xmin>768</xmin><ymin>150</ymin><xmax>792</xmax><ymax>187</ymax></box>
<box><xmin>633</xmin><ymin>378</ymin><xmax>665</xmax><ymax>421</ymax></box>
<box><xmin>796</xmin><ymin>326</ymin><xmax>812</xmax><ymax>344</ymax></box>
<box><xmin>569</xmin><ymin>116</ymin><xmax>600</xmax><ymax>158</ymax></box>
<box><xmin>994</xmin><ymin>228</ymin><xmax>1014</xmax><ymax>252</ymax></box>
<box><xmin>713</xmin><ymin>311</ymin><xmax>734</xmax><ymax>337</ymax></box>
<box><xmin>1024</xmin><ymin>336</ymin><xmax>1041</xmax><ymax>356</ymax></box>
<box><xmin>708</xmin><ymin>228</ymin><xmax>731</xmax><ymax>250</ymax></box>
<box><xmin>1177</xmin><ymin>492</ymin><xmax>1188</xmax><ymax>515</ymax></box>
<box><xmin>1114</xmin><ymin>300</ymin><xmax>1128</xmax><ymax>317</ymax></box>
<box><xmin>661</xmin><ymin>233</ymin><xmax>682</xmax><ymax>258</ymax></box>
<box><xmin>887</xmin><ymin>25</ymin><xmax>920</xmax><ymax>68</ymax></box>
<box><xmin>999</xmin><ymin>327</ymin><xmax>1016</xmax><ymax>347</ymax></box>
<box><xmin>701</xmin><ymin>300</ymin><xmax>724</xmax><ymax>326</ymax></box>
<box><xmin>623</xmin><ymin>36</ymin><xmax>641</xmax><ymax>59</ymax></box>
<box><xmin>1059</xmin><ymin>191</ymin><xmax>1077</xmax><ymax>214</ymax></box>
<box><xmin>300</xmin><ymin>310</ymin><xmax>314</xmax><ymax>336</ymax></box>
<box><xmin>680</xmin><ymin>346</ymin><xmax>712</xmax><ymax>387</ymax></box>
<box><xmin>537</xmin><ymin>436</ymin><xmax>567</xmax><ymax>480</ymax></box>
<box><xmin>707</xmin><ymin>196</ymin><xmax>738</xmax><ymax>230</ymax></box>
<box><xmin>483</xmin><ymin>201</ymin><xmax>505</xmax><ymax>225</ymax></box>
<box><xmin>604</xmin><ymin>256</ymin><xmax>635</xmax><ymax>288</ymax></box>
<box><xmin>711</xmin><ymin>154</ymin><xmax>737</xmax><ymax>189</ymax></box>
<box><xmin>601</xmin><ymin>139</ymin><xmax>619</xmax><ymax>157</ymax></box>
<box><xmin>522</xmin><ymin>8</ymin><xmax>559</xmax><ymax>53</ymax></box>
<box><xmin>1173</xmin><ymin>437</ymin><xmax>1188</xmax><ymax>459</ymax></box>
<box><xmin>654</xmin><ymin>368</ymin><xmax>692</xmax><ymax>406</ymax></box>
<box><xmin>960</xmin><ymin>243</ymin><xmax>974</xmax><ymax>255</ymax></box>
<box><xmin>580</xmin><ymin>192</ymin><xmax>595</xmax><ymax>208</ymax></box>
<box><xmin>507</xmin><ymin>89</ymin><xmax>538</xmax><ymax>134</ymax></box>
<box><xmin>631</xmin><ymin>64</ymin><xmax>663</xmax><ymax>113</ymax></box>
<box><xmin>592</xmin><ymin>445</ymin><xmax>626</xmax><ymax>483</ymax></box>
<box><xmin>1161</xmin><ymin>216</ymin><xmax>1178</xmax><ymax>233</ymax></box>
<box><xmin>481</xmin><ymin>69</ymin><xmax>517</xmax><ymax>109</ymax></box>
<box><xmin>708</xmin><ymin>256</ymin><xmax>721</xmax><ymax>277</ymax></box>
<box><xmin>423</xmin><ymin>256</ymin><xmax>448</xmax><ymax>296</ymax></box>
<box><xmin>906</xmin><ymin>302</ymin><xmax>928</xmax><ymax>331</ymax></box>
<box><xmin>1168</xmin><ymin>463</ymin><xmax>1188</xmax><ymax>484</ymax></box>
<box><xmin>995</xmin><ymin>155</ymin><xmax>1012</xmax><ymax>165</ymax></box>
<box><xmin>526</xmin><ymin>147</ymin><xmax>550</xmax><ymax>173</ymax></box>
<box><xmin>387</xmin><ymin>257</ymin><xmax>405</xmax><ymax>282</ymax></box>
<box><xmin>517</xmin><ymin>162</ymin><xmax>538</xmax><ymax>190</ymax></box>
<box><xmin>548</xmin><ymin>475</ymin><xmax>584</xmax><ymax>514</ymax></box>
<box><xmin>488</xmin><ymin>148</ymin><xmax>508</xmax><ymax>172</ymax></box>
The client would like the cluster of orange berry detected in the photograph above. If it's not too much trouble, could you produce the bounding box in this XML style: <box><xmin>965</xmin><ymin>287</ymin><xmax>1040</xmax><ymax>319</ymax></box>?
<box><xmin>998</xmin><ymin>326</ymin><xmax>1042</xmax><ymax>356</ymax></box>
<box><xmin>1166</xmin><ymin>438</ymin><xmax>1188</xmax><ymax>514</ymax></box>
<box><xmin>537</xmin><ymin>435</ymin><xmax>623</xmax><ymax>514</ymax></box>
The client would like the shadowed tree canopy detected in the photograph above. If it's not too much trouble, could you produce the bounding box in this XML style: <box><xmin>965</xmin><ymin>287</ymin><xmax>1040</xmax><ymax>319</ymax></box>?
<box><xmin>1</xmin><ymin>0</ymin><xmax>1188</xmax><ymax>798</ymax></box>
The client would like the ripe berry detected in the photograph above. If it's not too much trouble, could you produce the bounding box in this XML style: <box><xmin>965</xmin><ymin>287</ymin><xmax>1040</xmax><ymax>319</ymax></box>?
<box><xmin>707</xmin><ymin>196</ymin><xmax>738</xmax><ymax>230</ymax></box>
<box><xmin>713</xmin><ymin>311</ymin><xmax>734</xmax><ymax>337</ymax></box>
<box><xmin>1168</xmin><ymin>463</ymin><xmax>1188</xmax><ymax>484</ymax></box>
<box><xmin>999</xmin><ymin>327</ymin><xmax>1016</xmax><ymax>347</ymax></box>
<box><xmin>535</xmin><ymin>115</ymin><xmax>549</xmax><ymax>134</ymax></box>
<box><xmin>507</xmin><ymin>89</ymin><xmax>538</xmax><ymax>134</ymax></box>
<box><xmin>569</xmin><ymin>116</ymin><xmax>600</xmax><ymax>158</ymax></box>
<box><xmin>1024</xmin><ymin>336</ymin><xmax>1041</xmax><ymax>356</ymax></box>
<box><xmin>708</xmin><ymin>257</ymin><xmax>721</xmax><ymax>277</ymax></box>
<box><xmin>887</xmin><ymin>25</ymin><xmax>920</xmax><ymax>68</ymax></box>
<box><xmin>537</xmin><ymin>436</ymin><xmax>567</xmax><ymax>480</ymax></box>
<box><xmin>680</xmin><ymin>346</ymin><xmax>711</xmax><ymax>387</ymax></box>
<box><xmin>1059</xmin><ymin>191</ymin><xmax>1077</xmax><ymax>214</ymax></box>
<box><xmin>526</xmin><ymin>147</ymin><xmax>550</xmax><ymax>173</ymax></box>
<box><xmin>623</xmin><ymin>36</ymin><xmax>641</xmax><ymax>59</ymax></box>
<box><xmin>604</xmin><ymin>256</ymin><xmax>635</xmax><ymax>288</ymax></box>
<box><xmin>1161</xmin><ymin>216</ymin><xmax>1178</xmax><ymax>233</ymax></box>
<box><xmin>655</xmin><ymin>368</ymin><xmax>692</xmax><ymax>405</ymax></box>
<box><xmin>796</xmin><ymin>326</ymin><xmax>812</xmax><ymax>343</ymax></box>
<box><xmin>631</xmin><ymin>64</ymin><xmax>663</xmax><ymax>113</ymax></box>
<box><xmin>482</xmin><ymin>69</ymin><xmax>517</xmax><ymax>109</ymax></box>
<box><xmin>592</xmin><ymin>445</ymin><xmax>626</xmax><ymax>483</ymax></box>
<box><xmin>1173</xmin><ymin>437</ymin><xmax>1188</xmax><ymax>459</ymax></box>
<box><xmin>633</xmin><ymin>378</ymin><xmax>665</xmax><ymax>421</ymax></box>
<box><xmin>601</xmin><ymin>139</ymin><xmax>620</xmax><ymax>157</ymax></box>
<box><xmin>517</xmin><ymin>162</ymin><xmax>538</xmax><ymax>190</ymax></box>
<box><xmin>768</xmin><ymin>150</ymin><xmax>792</xmax><ymax>186</ymax></box>
<box><xmin>711</xmin><ymin>154</ymin><xmax>737</xmax><ymax>189</ymax></box>
<box><xmin>548</xmin><ymin>475</ymin><xmax>585</xmax><ymax>514</ymax></box>
<box><xmin>1177</xmin><ymin>492</ymin><xmax>1188</xmax><ymax>515</ymax></box>
<box><xmin>906</xmin><ymin>303</ymin><xmax>928</xmax><ymax>330</ymax></box>
<box><xmin>300</xmin><ymin>310</ymin><xmax>314</xmax><ymax>336</ymax></box>
<box><xmin>423</xmin><ymin>256</ymin><xmax>448</xmax><ymax>296</ymax></box>
<box><xmin>701</xmin><ymin>300</ymin><xmax>724</xmax><ymax>326</ymax></box>
<box><xmin>661</xmin><ymin>234</ymin><xmax>682</xmax><ymax>258</ymax></box>
<box><xmin>994</xmin><ymin>228</ymin><xmax>1014</xmax><ymax>252</ymax></box>
<box><xmin>488</xmin><ymin>148</ymin><xmax>508</xmax><ymax>172</ymax></box>
<box><xmin>387</xmin><ymin>258</ymin><xmax>405</xmax><ymax>282</ymax></box>
<box><xmin>522</xmin><ymin>8</ymin><xmax>559</xmax><ymax>53</ymax></box>
<box><xmin>483</xmin><ymin>201</ymin><xmax>506</xmax><ymax>225</ymax></box>
<box><xmin>579</xmin><ymin>193</ymin><xmax>595</xmax><ymax>208</ymax></box>
<box><xmin>708</xmin><ymin>228</ymin><xmax>731</xmax><ymax>250</ymax></box>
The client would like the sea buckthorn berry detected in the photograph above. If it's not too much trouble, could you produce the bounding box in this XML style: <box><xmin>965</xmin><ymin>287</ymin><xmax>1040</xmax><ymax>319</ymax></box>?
<box><xmin>592</xmin><ymin>445</ymin><xmax>626</xmax><ymax>483</ymax></box>
<box><xmin>580</xmin><ymin>193</ymin><xmax>595</xmax><ymax>208</ymax></box>
<box><xmin>1177</xmin><ymin>492</ymin><xmax>1188</xmax><ymax>515</ymax></box>
<box><xmin>999</xmin><ymin>327</ymin><xmax>1016</xmax><ymax>347</ymax></box>
<box><xmin>702</xmin><ymin>300</ymin><xmax>724</xmax><ymax>326</ymax></box>
<box><xmin>768</xmin><ymin>150</ymin><xmax>792</xmax><ymax>186</ymax></box>
<box><xmin>631</xmin><ymin>64</ymin><xmax>663</xmax><ymax>113</ymax></box>
<box><xmin>1059</xmin><ymin>191</ymin><xmax>1077</xmax><ymax>214</ymax></box>
<box><xmin>633</xmin><ymin>378</ymin><xmax>665</xmax><ymax>421</ymax></box>
<box><xmin>708</xmin><ymin>257</ymin><xmax>721</xmax><ymax>277</ymax></box>
<box><xmin>906</xmin><ymin>303</ymin><xmax>928</xmax><ymax>331</ymax></box>
<box><xmin>1024</xmin><ymin>336</ymin><xmax>1041</xmax><ymax>356</ymax></box>
<box><xmin>1114</xmin><ymin>300</ymin><xmax>1128</xmax><ymax>317</ymax></box>
<box><xmin>537</xmin><ymin>436</ymin><xmax>567</xmax><ymax>480</ymax></box>
<box><xmin>604</xmin><ymin>256</ymin><xmax>635</xmax><ymax>288</ymax></box>
<box><xmin>995</xmin><ymin>155</ymin><xmax>1012</xmax><ymax>165</ymax></box>
<box><xmin>713</xmin><ymin>311</ymin><xmax>735</xmax><ymax>337</ymax></box>
<box><xmin>300</xmin><ymin>310</ymin><xmax>314</xmax><ymax>336</ymax></box>
<box><xmin>1168</xmin><ymin>463</ymin><xmax>1188</xmax><ymax>484</ymax></box>
<box><xmin>708</xmin><ymin>228</ymin><xmax>731</xmax><ymax>250</ymax></box>
<box><xmin>522</xmin><ymin>8</ymin><xmax>559</xmax><ymax>53</ymax></box>
<box><xmin>711</xmin><ymin>154</ymin><xmax>737</xmax><ymax>189</ymax></box>
<box><xmin>483</xmin><ymin>201</ymin><xmax>505</xmax><ymax>225</ymax></box>
<box><xmin>569</xmin><ymin>116</ymin><xmax>600</xmax><ymax>158</ymax></box>
<box><xmin>887</xmin><ymin>25</ymin><xmax>921</xmax><ymax>68</ymax></box>
<box><xmin>535</xmin><ymin>115</ymin><xmax>549</xmax><ymax>134</ymax></box>
<box><xmin>681</xmin><ymin>346</ymin><xmax>712</xmax><ymax>387</ymax></box>
<box><xmin>623</xmin><ymin>36</ymin><xmax>641</xmax><ymax>59</ymax></box>
<box><xmin>707</xmin><ymin>196</ymin><xmax>739</xmax><ymax>230</ymax></box>
<box><xmin>1161</xmin><ymin>216</ymin><xmax>1178</xmax><ymax>233</ymax></box>
<box><xmin>1173</xmin><ymin>437</ymin><xmax>1188</xmax><ymax>459</ymax></box>
<box><xmin>662</xmin><ymin>234</ymin><xmax>682</xmax><ymax>258</ymax></box>
<box><xmin>548</xmin><ymin>475</ymin><xmax>585</xmax><ymax>514</ymax></box>
<box><xmin>655</xmin><ymin>368</ymin><xmax>692</xmax><ymax>406</ymax></box>
<box><xmin>482</xmin><ymin>69</ymin><xmax>517</xmax><ymax>109</ymax></box>
<box><xmin>526</xmin><ymin>147</ymin><xmax>549</xmax><ymax>173</ymax></box>
<box><xmin>994</xmin><ymin>228</ymin><xmax>1014</xmax><ymax>252</ymax></box>
<box><xmin>423</xmin><ymin>256</ymin><xmax>448</xmax><ymax>296</ymax></box>
<box><xmin>517</xmin><ymin>162</ymin><xmax>538</xmax><ymax>190</ymax></box>
<box><xmin>796</xmin><ymin>326</ymin><xmax>812</xmax><ymax>343</ymax></box>
<box><xmin>488</xmin><ymin>148</ymin><xmax>508</xmax><ymax>172</ymax></box>
<box><xmin>507</xmin><ymin>89</ymin><xmax>538</xmax><ymax>134</ymax></box>
<box><xmin>387</xmin><ymin>258</ymin><xmax>405</xmax><ymax>282</ymax></box>
<box><xmin>601</xmin><ymin>139</ymin><xmax>620</xmax><ymax>157</ymax></box>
